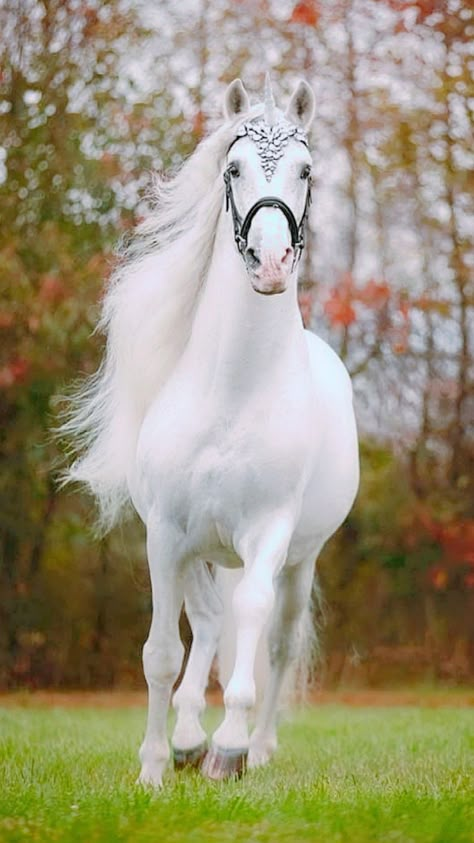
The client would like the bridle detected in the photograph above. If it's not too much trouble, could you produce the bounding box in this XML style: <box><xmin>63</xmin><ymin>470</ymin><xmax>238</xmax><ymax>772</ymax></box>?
<box><xmin>223</xmin><ymin>118</ymin><xmax>312</xmax><ymax>271</ymax></box>
<box><xmin>224</xmin><ymin>177</ymin><xmax>312</xmax><ymax>271</ymax></box>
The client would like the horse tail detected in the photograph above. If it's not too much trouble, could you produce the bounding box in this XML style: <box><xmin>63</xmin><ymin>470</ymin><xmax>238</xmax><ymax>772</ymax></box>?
<box><xmin>290</xmin><ymin>577</ymin><xmax>323</xmax><ymax>701</ymax></box>
<box><xmin>58</xmin><ymin>351</ymin><xmax>136</xmax><ymax>533</ymax></box>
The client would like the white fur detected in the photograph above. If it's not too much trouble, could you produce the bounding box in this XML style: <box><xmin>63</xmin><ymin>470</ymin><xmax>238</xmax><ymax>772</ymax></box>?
<box><xmin>64</xmin><ymin>80</ymin><xmax>359</xmax><ymax>788</ymax></box>
<box><xmin>63</xmin><ymin>111</ymin><xmax>260</xmax><ymax>529</ymax></box>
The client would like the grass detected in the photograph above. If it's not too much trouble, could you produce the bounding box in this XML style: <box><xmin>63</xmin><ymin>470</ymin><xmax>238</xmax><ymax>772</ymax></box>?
<box><xmin>0</xmin><ymin>701</ymin><xmax>472</xmax><ymax>843</ymax></box>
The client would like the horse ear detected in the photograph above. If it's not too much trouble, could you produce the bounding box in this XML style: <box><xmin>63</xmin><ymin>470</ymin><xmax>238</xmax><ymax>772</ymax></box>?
<box><xmin>285</xmin><ymin>80</ymin><xmax>315</xmax><ymax>130</ymax></box>
<box><xmin>224</xmin><ymin>79</ymin><xmax>250</xmax><ymax>120</ymax></box>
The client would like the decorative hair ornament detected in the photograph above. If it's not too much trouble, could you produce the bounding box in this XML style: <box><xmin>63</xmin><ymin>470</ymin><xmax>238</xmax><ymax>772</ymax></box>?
<box><xmin>232</xmin><ymin>118</ymin><xmax>309</xmax><ymax>182</ymax></box>
<box><xmin>263</xmin><ymin>72</ymin><xmax>277</xmax><ymax>126</ymax></box>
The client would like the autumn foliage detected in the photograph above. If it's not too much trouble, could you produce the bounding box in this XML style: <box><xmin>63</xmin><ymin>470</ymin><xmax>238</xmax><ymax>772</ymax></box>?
<box><xmin>320</xmin><ymin>273</ymin><xmax>451</xmax><ymax>356</ymax></box>
<box><xmin>0</xmin><ymin>0</ymin><xmax>472</xmax><ymax>688</ymax></box>
<box><xmin>290</xmin><ymin>1</ymin><xmax>320</xmax><ymax>27</ymax></box>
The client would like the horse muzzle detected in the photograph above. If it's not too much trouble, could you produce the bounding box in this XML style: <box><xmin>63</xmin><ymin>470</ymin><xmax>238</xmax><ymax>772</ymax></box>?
<box><xmin>246</xmin><ymin>246</ymin><xmax>293</xmax><ymax>295</ymax></box>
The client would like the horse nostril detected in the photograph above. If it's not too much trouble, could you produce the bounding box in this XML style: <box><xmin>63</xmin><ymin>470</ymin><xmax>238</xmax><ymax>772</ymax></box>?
<box><xmin>281</xmin><ymin>247</ymin><xmax>293</xmax><ymax>265</ymax></box>
<box><xmin>245</xmin><ymin>247</ymin><xmax>261</xmax><ymax>270</ymax></box>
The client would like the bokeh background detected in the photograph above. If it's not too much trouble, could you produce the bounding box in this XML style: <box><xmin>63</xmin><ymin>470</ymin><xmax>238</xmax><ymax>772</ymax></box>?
<box><xmin>0</xmin><ymin>0</ymin><xmax>472</xmax><ymax>691</ymax></box>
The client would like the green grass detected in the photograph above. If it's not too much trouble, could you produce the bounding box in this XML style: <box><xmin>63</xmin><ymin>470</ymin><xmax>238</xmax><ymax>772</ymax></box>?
<box><xmin>0</xmin><ymin>703</ymin><xmax>472</xmax><ymax>842</ymax></box>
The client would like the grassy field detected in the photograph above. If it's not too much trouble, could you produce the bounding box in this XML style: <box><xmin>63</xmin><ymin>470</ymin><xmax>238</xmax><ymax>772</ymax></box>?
<box><xmin>0</xmin><ymin>699</ymin><xmax>473</xmax><ymax>843</ymax></box>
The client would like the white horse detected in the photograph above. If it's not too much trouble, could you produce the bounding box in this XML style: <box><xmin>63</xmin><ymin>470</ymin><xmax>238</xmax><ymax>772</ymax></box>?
<box><xmin>65</xmin><ymin>77</ymin><xmax>359</xmax><ymax>786</ymax></box>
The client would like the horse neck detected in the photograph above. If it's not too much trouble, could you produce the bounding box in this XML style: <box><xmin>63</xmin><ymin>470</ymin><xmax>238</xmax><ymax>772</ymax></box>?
<box><xmin>185</xmin><ymin>210</ymin><xmax>305</xmax><ymax>395</ymax></box>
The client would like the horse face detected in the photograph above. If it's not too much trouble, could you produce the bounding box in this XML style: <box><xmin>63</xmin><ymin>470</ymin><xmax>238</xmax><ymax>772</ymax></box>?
<box><xmin>226</xmin><ymin>140</ymin><xmax>313</xmax><ymax>295</ymax></box>
<box><xmin>224</xmin><ymin>78</ymin><xmax>315</xmax><ymax>296</ymax></box>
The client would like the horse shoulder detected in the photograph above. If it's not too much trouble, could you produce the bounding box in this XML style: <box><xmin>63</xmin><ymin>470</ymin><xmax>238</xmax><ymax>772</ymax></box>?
<box><xmin>293</xmin><ymin>330</ymin><xmax>359</xmax><ymax>545</ymax></box>
<box><xmin>304</xmin><ymin>329</ymin><xmax>353</xmax><ymax>401</ymax></box>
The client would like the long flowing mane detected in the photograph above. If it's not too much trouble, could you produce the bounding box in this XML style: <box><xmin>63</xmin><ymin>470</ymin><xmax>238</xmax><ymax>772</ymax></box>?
<box><xmin>62</xmin><ymin>107</ymin><xmax>264</xmax><ymax>531</ymax></box>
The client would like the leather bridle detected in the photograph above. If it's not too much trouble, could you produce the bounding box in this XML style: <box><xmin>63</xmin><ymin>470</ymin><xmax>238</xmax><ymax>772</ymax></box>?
<box><xmin>223</xmin><ymin>129</ymin><xmax>312</xmax><ymax>271</ymax></box>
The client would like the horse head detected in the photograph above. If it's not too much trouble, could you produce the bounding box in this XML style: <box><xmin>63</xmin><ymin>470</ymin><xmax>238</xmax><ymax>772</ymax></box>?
<box><xmin>223</xmin><ymin>76</ymin><xmax>315</xmax><ymax>296</ymax></box>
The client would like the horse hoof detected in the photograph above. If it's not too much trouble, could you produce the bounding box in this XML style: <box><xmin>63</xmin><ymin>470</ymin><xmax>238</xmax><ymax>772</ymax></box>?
<box><xmin>201</xmin><ymin>745</ymin><xmax>248</xmax><ymax>781</ymax></box>
<box><xmin>173</xmin><ymin>741</ymin><xmax>208</xmax><ymax>771</ymax></box>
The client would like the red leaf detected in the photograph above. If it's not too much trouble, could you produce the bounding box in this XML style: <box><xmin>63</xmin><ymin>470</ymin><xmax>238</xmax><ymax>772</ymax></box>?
<box><xmin>465</xmin><ymin>571</ymin><xmax>474</xmax><ymax>590</ymax></box>
<box><xmin>324</xmin><ymin>273</ymin><xmax>357</xmax><ymax>327</ymax></box>
<box><xmin>0</xmin><ymin>357</ymin><xmax>30</xmax><ymax>388</ymax></box>
<box><xmin>438</xmin><ymin>521</ymin><xmax>474</xmax><ymax>566</ymax></box>
<box><xmin>357</xmin><ymin>279</ymin><xmax>391</xmax><ymax>309</ymax></box>
<box><xmin>324</xmin><ymin>295</ymin><xmax>356</xmax><ymax>327</ymax></box>
<box><xmin>9</xmin><ymin>357</ymin><xmax>29</xmax><ymax>381</ymax></box>
<box><xmin>418</xmin><ymin>509</ymin><xmax>474</xmax><ymax>567</ymax></box>
<box><xmin>290</xmin><ymin>0</ymin><xmax>320</xmax><ymax>26</ymax></box>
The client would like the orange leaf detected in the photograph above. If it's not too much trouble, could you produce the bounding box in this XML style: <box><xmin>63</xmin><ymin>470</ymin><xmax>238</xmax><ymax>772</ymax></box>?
<box><xmin>429</xmin><ymin>565</ymin><xmax>448</xmax><ymax>590</ymax></box>
<box><xmin>413</xmin><ymin>295</ymin><xmax>451</xmax><ymax>316</ymax></box>
<box><xmin>324</xmin><ymin>294</ymin><xmax>356</xmax><ymax>327</ymax></box>
<box><xmin>290</xmin><ymin>0</ymin><xmax>320</xmax><ymax>26</ymax></box>
<box><xmin>192</xmin><ymin>110</ymin><xmax>206</xmax><ymax>138</ymax></box>
<box><xmin>324</xmin><ymin>273</ymin><xmax>357</xmax><ymax>327</ymax></box>
<box><xmin>357</xmin><ymin>279</ymin><xmax>391</xmax><ymax>309</ymax></box>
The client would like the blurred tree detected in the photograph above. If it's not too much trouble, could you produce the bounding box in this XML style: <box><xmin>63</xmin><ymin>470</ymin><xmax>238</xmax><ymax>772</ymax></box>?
<box><xmin>0</xmin><ymin>0</ymin><xmax>178</xmax><ymax>687</ymax></box>
<box><xmin>0</xmin><ymin>0</ymin><xmax>472</xmax><ymax>688</ymax></box>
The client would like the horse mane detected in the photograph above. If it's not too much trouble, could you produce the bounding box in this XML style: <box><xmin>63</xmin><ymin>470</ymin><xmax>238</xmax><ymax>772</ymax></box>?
<box><xmin>61</xmin><ymin>105</ymin><xmax>266</xmax><ymax>532</ymax></box>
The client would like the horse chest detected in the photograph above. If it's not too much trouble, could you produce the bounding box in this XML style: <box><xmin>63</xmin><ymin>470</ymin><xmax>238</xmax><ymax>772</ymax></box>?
<box><xmin>136</xmin><ymin>381</ymin><xmax>313</xmax><ymax>535</ymax></box>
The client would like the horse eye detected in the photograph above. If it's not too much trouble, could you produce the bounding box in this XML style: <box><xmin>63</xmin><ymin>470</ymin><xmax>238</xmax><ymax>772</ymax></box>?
<box><xmin>227</xmin><ymin>163</ymin><xmax>240</xmax><ymax>178</ymax></box>
<box><xmin>300</xmin><ymin>165</ymin><xmax>312</xmax><ymax>180</ymax></box>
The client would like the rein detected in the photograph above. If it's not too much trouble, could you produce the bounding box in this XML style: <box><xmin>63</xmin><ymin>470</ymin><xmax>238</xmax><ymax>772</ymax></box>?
<box><xmin>224</xmin><ymin>118</ymin><xmax>312</xmax><ymax>270</ymax></box>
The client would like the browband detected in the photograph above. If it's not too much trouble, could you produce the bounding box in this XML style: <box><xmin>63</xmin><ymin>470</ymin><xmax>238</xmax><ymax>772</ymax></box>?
<box><xmin>227</xmin><ymin>117</ymin><xmax>309</xmax><ymax>182</ymax></box>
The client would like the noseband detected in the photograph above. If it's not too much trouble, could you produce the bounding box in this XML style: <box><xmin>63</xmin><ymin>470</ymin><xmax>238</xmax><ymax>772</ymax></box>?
<box><xmin>224</xmin><ymin>118</ymin><xmax>312</xmax><ymax>270</ymax></box>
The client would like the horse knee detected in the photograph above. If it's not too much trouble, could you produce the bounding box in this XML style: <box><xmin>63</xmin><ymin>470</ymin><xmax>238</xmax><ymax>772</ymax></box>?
<box><xmin>233</xmin><ymin>576</ymin><xmax>274</xmax><ymax>624</ymax></box>
<box><xmin>143</xmin><ymin>638</ymin><xmax>184</xmax><ymax>689</ymax></box>
<box><xmin>224</xmin><ymin>677</ymin><xmax>256</xmax><ymax>711</ymax></box>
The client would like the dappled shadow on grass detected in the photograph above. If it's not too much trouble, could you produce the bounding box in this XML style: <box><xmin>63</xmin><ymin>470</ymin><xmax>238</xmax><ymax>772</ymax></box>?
<box><xmin>0</xmin><ymin>706</ymin><xmax>472</xmax><ymax>842</ymax></box>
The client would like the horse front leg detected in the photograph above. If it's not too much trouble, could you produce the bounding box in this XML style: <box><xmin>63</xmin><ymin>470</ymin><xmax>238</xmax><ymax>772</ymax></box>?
<box><xmin>248</xmin><ymin>555</ymin><xmax>316</xmax><ymax>768</ymax></box>
<box><xmin>172</xmin><ymin>561</ymin><xmax>223</xmax><ymax>768</ymax></box>
<box><xmin>138</xmin><ymin>522</ymin><xmax>186</xmax><ymax>788</ymax></box>
<box><xmin>202</xmin><ymin>518</ymin><xmax>292</xmax><ymax>780</ymax></box>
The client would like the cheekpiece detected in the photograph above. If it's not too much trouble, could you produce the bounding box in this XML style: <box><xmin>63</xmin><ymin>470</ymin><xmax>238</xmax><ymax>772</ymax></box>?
<box><xmin>235</xmin><ymin>118</ymin><xmax>308</xmax><ymax>182</ymax></box>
